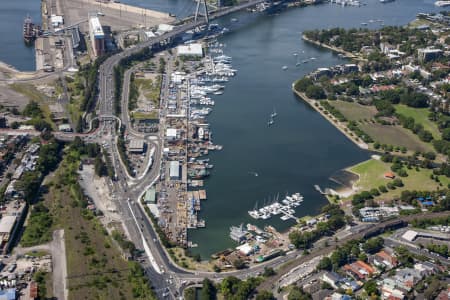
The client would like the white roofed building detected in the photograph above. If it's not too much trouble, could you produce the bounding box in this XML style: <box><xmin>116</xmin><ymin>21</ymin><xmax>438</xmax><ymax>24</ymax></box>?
<box><xmin>50</xmin><ymin>15</ymin><xmax>64</xmax><ymax>27</ymax></box>
<box><xmin>177</xmin><ymin>43</ymin><xmax>203</xmax><ymax>58</ymax></box>
<box><xmin>166</xmin><ymin>128</ymin><xmax>178</xmax><ymax>141</ymax></box>
<box><xmin>89</xmin><ymin>16</ymin><xmax>105</xmax><ymax>57</ymax></box>
<box><xmin>169</xmin><ymin>161</ymin><xmax>180</xmax><ymax>180</ymax></box>
<box><xmin>236</xmin><ymin>243</ymin><xmax>253</xmax><ymax>256</ymax></box>
<box><xmin>129</xmin><ymin>139</ymin><xmax>145</xmax><ymax>153</ymax></box>
<box><xmin>157</xmin><ymin>24</ymin><xmax>174</xmax><ymax>35</ymax></box>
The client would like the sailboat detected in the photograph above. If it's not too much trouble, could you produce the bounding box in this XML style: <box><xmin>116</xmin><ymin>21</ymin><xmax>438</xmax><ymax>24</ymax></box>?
<box><xmin>295</xmin><ymin>55</ymin><xmax>301</xmax><ymax>67</ymax></box>
<box><xmin>268</xmin><ymin>115</ymin><xmax>274</xmax><ymax>126</ymax></box>
<box><xmin>270</xmin><ymin>108</ymin><xmax>277</xmax><ymax>118</ymax></box>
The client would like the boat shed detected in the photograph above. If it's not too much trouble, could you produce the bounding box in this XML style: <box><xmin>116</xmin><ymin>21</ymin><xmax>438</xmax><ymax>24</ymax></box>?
<box><xmin>157</xmin><ymin>24</ymin><xmax>174</xmax><ymax>35</ymax></box>
<box><xmin>402</xmin><ymin>230</ymin><xmax>418</xmax><ymax>242</ymax></box>
<box><xmin>177</xmin><ymin>43</ymin><xmax>203</xmax><ymax>57</ymax></box>
<box><xmin>236</xmin><ymin>243</ymin><xmax>253</xmax><ymax>256</ymax></box>
<box><xmin>129</xmin><ymin>139</ymin><xmax>145</xmax><ymax>153</ymax></box>
<box><xmin>166</xmin><ymin>128</ymin><xmax>178</xmax><ymax>141</ymax></box>
<box><xmin>51</xmin><ymin>15</ymin><xmax>64</xmax><ymax>27</ymax></box>
<box><xmin>169</xmin><ymin>161</ymin><xmax>180</xmax><ymax>180</ymax></box>
<box><xmin>144</xmin><ymin>187</ymin><xmax>156</xmax><ymax>204</ymax></box>
<box><xmin>0</xmin><ymin>216</ymin><xmax>16</xmax><ymax>239</ymax></box>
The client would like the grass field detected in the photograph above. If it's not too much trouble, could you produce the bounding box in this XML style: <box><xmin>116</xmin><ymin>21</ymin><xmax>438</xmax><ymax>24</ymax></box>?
<box><xmin>359</xmin><ymin>123</ymin><xmax>433</xmax><ymax>152</ymax></box>
<box><xmin>132</xmin><ymin>111</ymin><xmax>159</xmax><ymax>120</ymax></box>
<box><xmin>136</xmin><ymin>77</ymin><xmax>161</xmax><ymax>107</ymax></box>
<box><xmin>327</xmin><ymin>101</ymin><xmax>435</xmax><ymax>152</ymax></box>
<box><xmin>65</xmin><ymin>75</ymin><xmax>85</xmax><ymax>127</ymax></box>
<box><xmin>10</xmin><ymin>83</ymin><xmax>56</xmax><ymax>129</ymax></box>
<box><xmin>395</xmin><ymin>104</ymin><xmax>441</xmax><ymax>139</ymax></box>
<box><xmin>36</xmin><ymin>154</ymin><xmax>154</xmax><ymax>299</ymax></box>
<box><xmin>169</xmin><ymin>248</ymin><xmax>214</xmax><ymax>272</ymax></box>
<box><xmin>329</xmin><ymin>100</ymin><xmax>377</xmax><ymax>121</ymax></box>
<box><xmin>348</xmin><ymin>159</ymin><xmax>450</xmax><ymax>201</ymax></box>
<box><xmin>26</xmin><ymin>250</ymin><xmax>49</xmax><ymax>258</ymax></box>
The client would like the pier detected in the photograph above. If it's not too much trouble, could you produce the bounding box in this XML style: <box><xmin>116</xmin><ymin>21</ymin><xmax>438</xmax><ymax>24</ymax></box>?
<box><xmin>248</xmin><ymin>193</ymin><xmax>303</xmax><ymax>222</ymax></box>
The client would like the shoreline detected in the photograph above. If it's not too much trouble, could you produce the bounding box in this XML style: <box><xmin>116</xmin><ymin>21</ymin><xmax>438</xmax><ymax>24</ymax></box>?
<box><xmin>302</xmin><ymin>35</ymin><xmax>367</xmax><ymax>62</ymax></box>
<box><xmin>292</xmin><ymin>84</ymin><xmax>369</xmax><ymax>150</ymax></box>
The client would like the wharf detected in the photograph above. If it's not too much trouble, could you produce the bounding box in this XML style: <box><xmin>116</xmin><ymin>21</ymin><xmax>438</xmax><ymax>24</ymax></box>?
<box><xmin>35</xmin><ymin>38</ymin><xmax>45</xmax><ymax>71</ymax></box>
<box><xmin>199</xmin><ymin>189</ymin><xmax>207</xmax><ymax>200</ymax></box>
<box><xmin>58</xmin><ymin>0</ymin><xmax>174</xmax><ymax>32</ymax></box>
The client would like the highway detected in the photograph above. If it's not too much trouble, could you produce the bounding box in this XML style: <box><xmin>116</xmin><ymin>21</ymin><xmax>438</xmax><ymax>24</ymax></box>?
<box><xmin>78</xmin><ymin>3</ymin><xmax>271</xmax><ymax>298</ymax></box>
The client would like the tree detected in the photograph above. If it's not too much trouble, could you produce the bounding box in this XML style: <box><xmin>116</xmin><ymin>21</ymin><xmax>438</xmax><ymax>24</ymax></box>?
<box><xmin>94</xmin><ymin>156</ymin><xmax>107</xmax><ymax>177</ymax></box>
<box><xmin>31</xmin><ymin>119</ymin><xmax>52</xmax><ymax>132</ymax></box>
<box><xmin>397</xmin><ymin>168</ymin><xmax>408</xmax><ymax>177</ymax></box>
<box><xmin>76</xmin><ymin>116</ymin><xmax>83</xmax><ymax>133</ymax></box>
<box><xmin>294</xmin><ymin>77</ymin><xmax>313</xmax><ymax>92</ymax></box>
<box><xmin>233</xmin><ymin>258</ymin><xmax>246</xmax><ymax>270</ymax></box>
<box><xmin>22</xmin><ymin>101</ymin><xmax>43</xmax><ymax>118</ymax></box>
<box><xmin>378</xmin><ymin>185</ymin><xmax>388</xmax><ymax>193</ymax></box>
<box><xmin>262</xmin><ymin>267</ymin><xmax>276</xmax><ymax>277</ymax></box>
<box><xmin>362</xmin><ymin>237</ymin><xmax>384</xmax><ymax>254</ymax></box>
<box><xmin>184</xmin><ymin>287</ymin><xmax>196</xmax><ymax>300</ymax></box>
<box><xmin>200</xmin><ymin>278</ymin><xmax>216</xmax><ymax>300</ymax></box>
<box><xmin>15</xmin><ymin>171</ymin><xmax>41</xmax><ymax>203</ymax></box>
<box><xmin>395</xmin><ymin>246</ymin><xmax>414</xmax><ymax>267</ymax></box>
<box><xmin>220</xmin><ymin>276</ymin><xmax>241</xmax><ymax>298</ymax></box>
<box><xmin>288</xmin><ymin>286</ymin><xmax>312</xmax><ymax>300</ymax></box>
<box><xmin>317</xmin><ymin>256</ymin><xmax>332</xmax><ymax>271</ymax></box>
<box><xmin>424</xmin><ymin>151</ymin><xmax>436</xmax><ymax>160</ymax></box>
<box><xmin>393</xmin><ymin>178</ymin><xmax>404</xmax><ymax>187</ymax></box>
<box><xmin>443</xmin><ymin>128</ymin><xmax>450</xmax><ymax>141</ymax></box>
<box><xmin>305</xmin><ymin>85</ymin><xmax>326</xmax><ymax>100</ymax></box>
<box><xmin>37</xmin><ymin>142</ymin><xmax>61</xmax><ymax>175</ymax></box>
<box><xmin>370</xmin><ymin>188</ymin><xmax>380</xmax><ymax>197</ymax></box>
<box><xmin>364</xmin><ymin>280</ymin><xmax>379</xmax><ymax>296</ymax></box>
<box><xmin>256</xmin><ymin>290</ymin><xmax>275</xmax><ymax>300</ymax></box>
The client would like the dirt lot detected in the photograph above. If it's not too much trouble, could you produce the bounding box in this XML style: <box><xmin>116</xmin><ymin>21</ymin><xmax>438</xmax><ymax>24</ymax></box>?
<box><xmin>0</xmin><ymin>84</ymin><xmax>32</xmax><ymax>110</ymax></box>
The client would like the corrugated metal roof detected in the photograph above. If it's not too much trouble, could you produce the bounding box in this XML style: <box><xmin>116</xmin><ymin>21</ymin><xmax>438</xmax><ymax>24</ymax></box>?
<box><xmin>89</xmin><ymin>17</ymin><xmax>104</xmax><ymax>37</ymax></box>
<box><xmin>144</xmin><ymin>188</ymin><xmax>156</xmax><ymax>203</ymax></box>
<box><xmin>169</xmin><ymin>161</ymin><xmax>180</xmax><ymax>179</ymax></box>
<box><xmin>0</xmin><ymin>216</ymin><xmax>16</xmax><ymax>234</ymax></box>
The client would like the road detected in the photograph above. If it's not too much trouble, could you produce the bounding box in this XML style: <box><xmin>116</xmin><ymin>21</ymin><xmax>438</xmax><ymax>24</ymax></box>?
<box><xmin>52</xmin><ymin>230</ymin><xmax>68</xmax><ymax>300</ymax></box>
<box><xmin>256</xmin><ymin>211</ymin><xmax>450</xmax><ymax>292</ymax></box>
<box><xmin>25</xmin><ymin>0</ymin><xmax>450</xmax><ymax>298</ymax></box>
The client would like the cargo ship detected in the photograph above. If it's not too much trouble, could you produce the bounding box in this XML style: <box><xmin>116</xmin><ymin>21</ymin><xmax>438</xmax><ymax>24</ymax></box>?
<box><xmin>23</xmin><ymin>15</ymin><xmax>40</xmax><ymax>44</ymax></box>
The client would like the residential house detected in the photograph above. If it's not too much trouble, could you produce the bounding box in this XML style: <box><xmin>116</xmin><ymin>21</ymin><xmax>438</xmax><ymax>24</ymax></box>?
<box><xmin>343</xmin><ymin>260</ymin><xmax>375</xmax><ymax>280</ymax></box>
<box><xmin>322</xmin><ymin>271</ymin><xmax>345</xmax><ymax>289</ymax></box>
<box><xmin>371</xmin><ymin>249</ymin><xmax>398</xmax><ymax>270</ymax></box>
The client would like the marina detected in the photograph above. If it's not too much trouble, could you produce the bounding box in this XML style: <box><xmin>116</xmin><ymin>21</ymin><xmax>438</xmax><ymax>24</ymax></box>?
<box><xmin>189</xmin><ymin>0</ymin><xmax>442</xmax><ymax>257</ymax></box>
<box><xmin>0</xmin><ymin>0</ymin><xmax>445</xmax><ymax>258</ymax></box>
<box><xmin>248</xmin><ymin>193</ymin><xmax>303</xmax><ymax>221</ymax></box>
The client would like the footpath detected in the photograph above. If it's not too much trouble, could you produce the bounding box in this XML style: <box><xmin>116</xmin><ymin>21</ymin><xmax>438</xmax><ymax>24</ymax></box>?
<box><xmin>292</xmin><ymin>85</ymin><xmax>369</xmax><ymax>150</ymax></box>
